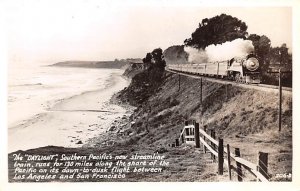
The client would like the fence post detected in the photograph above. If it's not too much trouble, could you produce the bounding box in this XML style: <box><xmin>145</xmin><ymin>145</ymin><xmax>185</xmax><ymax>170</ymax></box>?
<box><xmin>184</xmin><ymin>120</ymin><xmax>189</xmax><ymax>126</ymax></box>
<box><xmin>185</xmin><ymin>127</ymin><xmax>189</xmax><ymax>136</ymax></box>
<box><xmin>211</xmin><ymin>130</ymin><xmax>216</xmax><ymax>161</ymax></box>
<box><xmin>192</xmin><ymin>121</ymin><xmax>195</xmax><ymax>135</ymax></box>
<box><xmin>227</xmin><ymin>144</ymin><xmax>232</xmax><ymax>180</ymax></box>
<box><xmin>235</xmin><ymin>148</ymin><xmax>243</xmax><ymax>182</ymax></box>
<box><xmin>181</xmin><ymin>133</ymin><xmax>184</xmax><ymax>144</ymax></box>
<box><xmin>218</xmin><ymin>138</ymin><xmax>224</xmax><ymax>175</ymax></box>
<box><xmin>194</xmin><ymin>123</ymin><xmax>200</xmax><ymax>148</ymax></box>
<box><xmin>203</xmin><ymin>127</ymin><xmax>207</xmax><ymax>153</ymax></box>
<box><xmin>257</xmin><ymin>152</ymin><xmax>269</xmax><ymax>181</ymax></box>
<box><xmin>175</xmin><ymin>139</ymin><xmax>179</xmax><ymax>147</ymax></box>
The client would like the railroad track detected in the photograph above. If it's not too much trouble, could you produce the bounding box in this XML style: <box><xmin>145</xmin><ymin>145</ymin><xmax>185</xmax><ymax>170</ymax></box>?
<box><xmin>166</xmin><ymin>69</ymin><xmax>292</xmax><ymax>95</ymax></box>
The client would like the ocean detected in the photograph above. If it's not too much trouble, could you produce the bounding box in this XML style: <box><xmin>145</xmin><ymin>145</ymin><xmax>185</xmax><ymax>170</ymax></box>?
<box><xmin>8</xmin><ymin>61</ymin><xmax>128</xmax><ymax>152</ymax></box>
<box><xmin>8</xmin><ymin>63</ymin><xmax>113</xmax><ymax>128</ymax></box>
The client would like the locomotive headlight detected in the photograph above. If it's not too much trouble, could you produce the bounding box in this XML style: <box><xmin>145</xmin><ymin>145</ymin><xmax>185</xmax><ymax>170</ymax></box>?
<box><xmin>244</xmin><ymin>57</ymin><xmax>259</xmax><ymax>71</ymax></box>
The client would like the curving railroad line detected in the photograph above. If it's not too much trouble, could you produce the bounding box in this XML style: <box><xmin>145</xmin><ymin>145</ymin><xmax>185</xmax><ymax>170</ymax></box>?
<box><xmin>166</xmin><ymin>69</ymin><xmax>292</xmax><ymax>95</ymax></box>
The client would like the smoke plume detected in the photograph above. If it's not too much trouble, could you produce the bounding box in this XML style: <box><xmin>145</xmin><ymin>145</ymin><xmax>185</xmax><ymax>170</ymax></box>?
<box><xmin>184</xmin><ymin>47</ymin><xmax>208</xmax><ymax>63</ymax></box>
<box><xmin>184</xmin><ymin>39</ymin><xmax>254</xmax><ymax>63</ymax></box>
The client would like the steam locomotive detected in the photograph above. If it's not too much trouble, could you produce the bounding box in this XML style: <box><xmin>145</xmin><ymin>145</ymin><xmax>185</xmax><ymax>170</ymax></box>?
<box><xmin>168</xmin><ymin>54</ymin><xmax>261</xmax><ymax>84</ymax></box>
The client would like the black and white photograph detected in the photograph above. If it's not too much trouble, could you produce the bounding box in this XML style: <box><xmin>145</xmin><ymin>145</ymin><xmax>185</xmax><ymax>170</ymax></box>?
<box><xmin>0</xmin><ymin>0</ymin><xmax>299</xmax><ymax>190</ymax></box>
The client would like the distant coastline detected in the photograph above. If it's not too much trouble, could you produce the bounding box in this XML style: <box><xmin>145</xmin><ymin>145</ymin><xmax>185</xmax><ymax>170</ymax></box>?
<box><xmin>50</xmin><ymin>59</ymin><xmax>140</xmax><ymax>69</ymax></box>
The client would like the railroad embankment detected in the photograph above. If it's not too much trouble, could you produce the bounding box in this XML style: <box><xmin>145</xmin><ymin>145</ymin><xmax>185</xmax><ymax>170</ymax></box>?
<box><xmin>115</xmin><ymin>65</ymin><xmax>292</xmax><ymax>181</ymax></box>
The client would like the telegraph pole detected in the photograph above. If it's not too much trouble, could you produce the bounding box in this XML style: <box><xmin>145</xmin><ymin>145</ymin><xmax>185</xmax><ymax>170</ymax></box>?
<box><xmin>200</xmin><ymin>78</ymin><xmax>202</xmax><ymax>105</ymax></box>
<box><xmin>200</xmin><ymin>77</ymin><xmax>204</xmax><ymax>130</ymax></box>
<box><xmin>178</xmin><ymin>63</ymin><xmax>181</xmax><ymax>92</ymax></box>
<box><xmin>268</xmin><ymin>68</ymin><xmax>291</xmax><ymax>132</ymax></box>
<box><xmin>278</xmin><ymin>69</ymin><xmax>282</xmax><ymax>132</ymax></box>
<box><xmin>178</xmin><ymin>74</ymin><xmax>181</xmax><ymax>91</ymax></box>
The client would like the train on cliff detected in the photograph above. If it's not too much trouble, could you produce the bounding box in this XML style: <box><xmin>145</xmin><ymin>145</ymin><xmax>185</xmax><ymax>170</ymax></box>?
<box><xmin>168</xmin><ymin>54</ymin><xmax>261</xmax><ymax>84</ymax></box>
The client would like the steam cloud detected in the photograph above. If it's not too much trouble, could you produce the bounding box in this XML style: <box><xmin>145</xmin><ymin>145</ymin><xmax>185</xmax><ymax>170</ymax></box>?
<box><xmin>184</xmin><ymin>39</ymin><xmax>254</xmax><ymax>63</ymax></box>
<box><xmin>184</xmin><ymin>47</ymin><xmax>208</xmax><ymax>63</ymax></box>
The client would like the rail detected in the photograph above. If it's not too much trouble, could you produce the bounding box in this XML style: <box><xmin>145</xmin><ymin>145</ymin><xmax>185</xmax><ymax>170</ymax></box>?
<box><xmin>166</xmin><ymin>68</ymin><xmax>292</xmax><ymax>92</ymax></box>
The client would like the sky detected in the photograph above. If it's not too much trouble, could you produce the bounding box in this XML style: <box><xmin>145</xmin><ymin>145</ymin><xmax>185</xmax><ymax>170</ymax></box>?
<box><xmin>3</xmin><ymin>0</ymin><xmax>293</xmax><ymax>65</ymax></box>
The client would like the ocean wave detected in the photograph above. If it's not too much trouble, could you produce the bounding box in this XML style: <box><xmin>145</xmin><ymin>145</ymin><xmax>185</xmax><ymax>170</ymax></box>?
<box><xmin>14</xmin><ymin>83</ymin><xmax>43</xmax><ymax>87</ymax></box>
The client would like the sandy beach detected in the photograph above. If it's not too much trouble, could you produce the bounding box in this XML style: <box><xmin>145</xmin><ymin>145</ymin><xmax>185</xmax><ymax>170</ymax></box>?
<box><xmin>8</xmin><ymin>70</ymin><xmax>132</xmax><ymax>153</ymax></box>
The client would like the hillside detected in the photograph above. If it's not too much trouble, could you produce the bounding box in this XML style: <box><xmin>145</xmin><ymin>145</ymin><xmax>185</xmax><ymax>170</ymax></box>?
<box><xmin>115</xmin><ymin>64</ymin><xmax>292</xmax><ymax>181</ymax></box>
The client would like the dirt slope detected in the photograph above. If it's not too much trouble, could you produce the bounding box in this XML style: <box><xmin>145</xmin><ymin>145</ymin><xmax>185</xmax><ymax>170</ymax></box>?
<box><xmin>117</xmin><ymin>67</ymin><xmax>292</xmax><ymax>181</ymax></box>
<box><xmin>8</xmin><ymin>66</ymin><xmax>292</xmax><ymax>182</ymax></box>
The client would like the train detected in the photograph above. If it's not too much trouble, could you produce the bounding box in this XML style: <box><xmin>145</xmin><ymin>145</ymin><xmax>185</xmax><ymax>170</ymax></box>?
<box><xmin>167</xmin><ymin>54</ymin><xmax>261</xmax><ymax>84</ymax></box>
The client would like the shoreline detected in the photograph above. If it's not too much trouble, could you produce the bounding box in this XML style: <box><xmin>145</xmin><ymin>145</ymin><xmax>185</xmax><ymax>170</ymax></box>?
<box><xmin>82</xmin><ymin>89</ymin><xmax>135</xmax><ymax>148</ymax></box>
<box><xmin>8</xmin><ymin>67</ymin><xmax>120</xmax><ymax>128</ymax></box>
<box><xmin>80</xmin><ymin>74</ymin><xmax>135</xmax><ymax>148</ymax></box>
<box><xmin>8</xmin><ymin>70</ymin><xmax>132</xmax><ymax>153</ymax></box>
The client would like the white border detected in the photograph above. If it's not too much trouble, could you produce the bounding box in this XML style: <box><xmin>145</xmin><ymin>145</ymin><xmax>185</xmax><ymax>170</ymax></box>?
<box><xmin>1</xmin><ymin>0</ymin><xmax>299</xmax><ymax>190</ymax></box>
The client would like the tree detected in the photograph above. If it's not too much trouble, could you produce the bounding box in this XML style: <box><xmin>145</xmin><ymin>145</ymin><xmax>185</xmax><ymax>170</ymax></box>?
<box><xmin>248</xmin><ymin>34</ymin><xmax>292</xmax><ymax>86</ymax></box>
<box><xmin>247</xmin><ymin>34</ymin><xmax>261</xmax><ymax>55</ymax></box>
<box><xmin>184</xmin><ymin>14</ymin><xmax>248</xmax><ymax>48</ymax></box>
<box><xmin>151</xmin><ymin>48</ymin><xmax>166</xmax><ymax>70</ymax></box>
<box><xmin>268</xmin><ymin>44</ymin><xmax>291</xmax><ymax>65</ymax></box>
<box><xmin>247</xmin><ymin>34</ymin><xmax>271</xmax><ymax>65</ymax></box>
<box><xmin>257</xmin><ymin>35</ymin><xmax>271</xmax><ymax>60</ymax></box>
<box><xmin>143</xmin><ymin>53</ymin><xmax>152</xmax><ymax>64</ymax></box>
<box><xmin>163</xmin><ymin>45</ymin><xmax>189</xmax><ymax>65</ymax></box>
<box><xmin>279</xmin><ymin>44</ymin><xmax>289</xmax><ymax>64</ymax></box>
